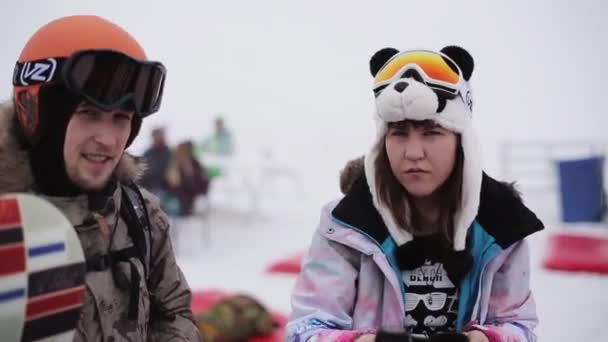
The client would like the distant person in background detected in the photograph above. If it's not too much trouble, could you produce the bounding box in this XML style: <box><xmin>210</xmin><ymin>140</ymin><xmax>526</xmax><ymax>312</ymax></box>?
<box><xmin>199</xmin><ymin>116</ymin><xmax>235</xmax><ymax>178</ymax></box>
<box><xmin>166</xmin><ymin>141</ymin><xmax>210</xmax><ymax>216</ymax></box>
<box><xmin>201</xmin><ymin>116</ymin><xmax>234</xmax><ymax>156</ymax></box>
<box><xmin>142</xmin><ymin>127</ymin><xmax>171</xmax><ymax>195</ymax></box>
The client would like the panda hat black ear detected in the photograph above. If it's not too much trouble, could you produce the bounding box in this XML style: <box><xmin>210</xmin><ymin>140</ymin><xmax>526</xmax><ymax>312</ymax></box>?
<box><xmin>370</xmin><ymin>48</ymin><xmax>399</xmax><ymax>77</ymax></box>
<box><xmin>440</xmin><ymin>46</ymin><xmax>474</xmax><ymax>81</ymax></box>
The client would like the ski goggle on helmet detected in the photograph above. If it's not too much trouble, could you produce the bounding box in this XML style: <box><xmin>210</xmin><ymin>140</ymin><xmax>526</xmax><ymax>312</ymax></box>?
<box><xmin>13</xmin><ymin>49</ymin><xmax>166</xmax><ymax>118</ymax></box>
<box><xmin>373</xmin><ymin>50</ymin><xmax>468</xmax><ymax>99</ymax></box>
<box><xmin>12</xmin><ymin>15</ymin><xmax>166</xmax><ymax>144</ymax></box>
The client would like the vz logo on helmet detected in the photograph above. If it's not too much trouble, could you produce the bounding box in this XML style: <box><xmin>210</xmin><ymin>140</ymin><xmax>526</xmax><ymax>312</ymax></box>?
<box><xmin>17</xmin><ymin>58</ymin><xmax>58</xmax><ymax>86</ymax></box>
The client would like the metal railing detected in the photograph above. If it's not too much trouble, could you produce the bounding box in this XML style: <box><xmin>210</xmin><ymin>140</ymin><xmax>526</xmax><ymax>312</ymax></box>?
<box><xmin>499</xmin><ymin>141</ymin><xmax>608</xmax><ymax>191</ymax></box>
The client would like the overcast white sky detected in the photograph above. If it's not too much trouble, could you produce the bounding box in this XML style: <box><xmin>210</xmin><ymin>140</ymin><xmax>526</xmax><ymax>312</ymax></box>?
<box><xmin>2</xmin><ymin>0</ymin><xmax>607</xmax><ymax>201</ymax></box>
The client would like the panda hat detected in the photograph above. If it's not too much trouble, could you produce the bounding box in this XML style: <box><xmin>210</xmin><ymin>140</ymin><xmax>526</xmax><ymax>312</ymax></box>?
<box><xmin>364</xmin><ymin>46</ymin><xmax>482</xmax><ymax>256</ymax></box>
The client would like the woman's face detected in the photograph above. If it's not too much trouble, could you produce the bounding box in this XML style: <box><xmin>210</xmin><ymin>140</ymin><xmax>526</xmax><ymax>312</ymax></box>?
<box><xmin>385</xmin><ymin>120</ymin><xmax>458</xmax><ymax>200</ymax></box>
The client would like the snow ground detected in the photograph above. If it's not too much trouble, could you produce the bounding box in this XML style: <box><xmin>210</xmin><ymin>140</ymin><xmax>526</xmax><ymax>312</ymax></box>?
<box><xmin>175</xmin><ymin>181</ymin><xmax>608</xmax><ymax>341</ymax></box>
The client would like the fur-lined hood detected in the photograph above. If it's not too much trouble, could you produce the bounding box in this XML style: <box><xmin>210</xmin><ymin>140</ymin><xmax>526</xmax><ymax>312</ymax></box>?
<box><xmin>0</xmin><ymin>99</ymin><xmax>145</xmax><ymax>194</ymax></box>
<box><xmin>337</xmin><ymin>156</ymin><xmax>543</xmax><ymax>249</ymax></box>
<box><xmin>339</xmin><ymin>156</ymin><xmax>365</xmax><ymax>195</ymax></box>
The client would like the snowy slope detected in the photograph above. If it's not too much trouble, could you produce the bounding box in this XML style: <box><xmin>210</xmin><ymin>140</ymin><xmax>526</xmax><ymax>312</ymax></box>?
<box><xmin>176</xmin><ymin>185</ymin><xmax>608</xmax><ymax>341</ymax></box>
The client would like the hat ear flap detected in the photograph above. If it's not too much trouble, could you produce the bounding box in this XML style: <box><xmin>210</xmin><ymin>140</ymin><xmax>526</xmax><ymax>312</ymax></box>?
<box><xmin>440</xmin><ymin>46</ymin><xmax>474</xmax><ymax>81</ymax></box>
<box><xmin>126</xmin><ymin>115</ymin><xmax>142</xmax><ymax>147</ymax></box>
<box><xmin>370</xmin><ymin>48</ymin><xmax>399</xmax><ymax>77</ymax></box>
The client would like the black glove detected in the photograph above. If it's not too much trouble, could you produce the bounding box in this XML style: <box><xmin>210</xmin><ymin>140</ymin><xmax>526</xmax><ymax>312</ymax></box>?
<box><xmin>376</xmin><ymin>330</ymin><xmax>469</xmax><ymax>342</ymax></box>
<box><xmin>430</xmin><ymin>332</ymin><xmax>469</xmax><ymax>342</ymax></box>
<box><xmin>375</xmin><ymin>330</ymin><xmax>412</xmax><ymax>342</ymax></box>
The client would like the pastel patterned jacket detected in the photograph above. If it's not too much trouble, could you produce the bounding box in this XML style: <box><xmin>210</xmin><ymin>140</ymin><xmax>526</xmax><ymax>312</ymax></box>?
<box><xmin>287</xmin><ymin>170</ymin><xmax>543</xmax><ymax>342</ymax></box>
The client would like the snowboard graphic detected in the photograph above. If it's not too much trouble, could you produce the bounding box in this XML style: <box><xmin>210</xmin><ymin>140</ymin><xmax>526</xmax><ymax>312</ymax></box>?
<box><xmin>0</xmin><ymin>193</ymin><xmax>86</xmax><ymax>341</ymax></box>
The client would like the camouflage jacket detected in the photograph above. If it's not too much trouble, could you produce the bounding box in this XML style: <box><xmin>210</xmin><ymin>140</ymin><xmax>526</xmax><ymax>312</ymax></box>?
<box><xmin>0</xmin><ymin>100</ymin><xmax>202</xmax><ymax>341</ymax></box>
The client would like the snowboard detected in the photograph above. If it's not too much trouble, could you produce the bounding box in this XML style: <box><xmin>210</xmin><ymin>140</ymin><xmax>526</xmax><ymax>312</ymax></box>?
<box><xmin>0</xmin><ymin>193</ymin><xmax>86</xmax><ymax>342</ymax></box>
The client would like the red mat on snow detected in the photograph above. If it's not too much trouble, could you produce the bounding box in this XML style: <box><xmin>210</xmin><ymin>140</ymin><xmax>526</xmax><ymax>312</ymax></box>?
<box><xmin>191</xmin><ymin>290</ymin><xmax>287</xmax><ymax>342</ymax></box>
<box><xmin>266</xmin><ymin>252</ymin><xmax>304</xmax><ymax>274</ymax></box>
<box><xmin>543</xmin><ymin>230</ymin><xmax>608</xmax><ymax>274</ymax></box>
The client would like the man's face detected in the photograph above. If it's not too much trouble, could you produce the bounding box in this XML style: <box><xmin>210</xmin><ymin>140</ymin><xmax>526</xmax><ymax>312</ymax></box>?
<box><xmin>64</xmin><ymin>102</ymin><xmax>133</xmax><ymax>191</ymax></box>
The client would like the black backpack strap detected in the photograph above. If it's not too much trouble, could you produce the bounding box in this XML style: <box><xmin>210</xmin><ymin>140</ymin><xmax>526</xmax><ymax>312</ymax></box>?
<box><xmin>83</xmin><ymin>183</ymin><xmax>153</xmax><ymax>320</ymax></box>
<box><xmin>121</xmin><ymin>182</ymin><xmax>153</xmax><ymax>320</ymax></box>
<box><xmin>86</xmin><ymin>246</ymin><xmax>142</xmax><ymax>320</ymax></box>
<box><xmin>120</xmin><ymin>182</ymin><xmax>152</xmax><ymax>280</ymax></box>
<box><xmin>86</xmin><ymin>247</ymin><xmax>139</xmax><ymax>271</ymax></box>
<box><xmin>85</xmin><ymin>246</ymin><xmax>144</xmax><ymax>320</ymax></box>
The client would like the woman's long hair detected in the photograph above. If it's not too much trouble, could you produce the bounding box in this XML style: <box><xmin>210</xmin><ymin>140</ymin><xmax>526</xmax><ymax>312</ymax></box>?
<box><xmin>374</xmin><ymin>120</ymin><xmax>464</xmax><ymax>243</ymax></box>
<box><xmin>166</xmin><ymin>141</ymin><xmax>197</xmax><ymax>187</ymax></box>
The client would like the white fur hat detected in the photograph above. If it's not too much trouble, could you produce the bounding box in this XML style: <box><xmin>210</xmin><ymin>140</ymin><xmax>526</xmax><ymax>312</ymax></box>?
<box><xmin>363</xmin><ymin>46</ymin><xmax>482</xmax><ymax>251</ymax></box>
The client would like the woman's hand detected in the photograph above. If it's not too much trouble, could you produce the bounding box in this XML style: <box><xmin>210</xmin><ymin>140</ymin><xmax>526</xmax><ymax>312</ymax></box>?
<box><xmin>464</xmin><ymin>330</ymin><xmax>489</xmax><ymax>342</ymax></box>
<box><xmin>355</xmin><ymin>334</ymin><xmax>376</xmax><ymax>342</ymax></box>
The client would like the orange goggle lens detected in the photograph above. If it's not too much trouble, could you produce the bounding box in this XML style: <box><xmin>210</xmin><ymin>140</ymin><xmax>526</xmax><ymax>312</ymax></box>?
<box><xmin>374</xmin><ymin>51</ymin><xmax>461</xmax><ymax>93</ymax></box>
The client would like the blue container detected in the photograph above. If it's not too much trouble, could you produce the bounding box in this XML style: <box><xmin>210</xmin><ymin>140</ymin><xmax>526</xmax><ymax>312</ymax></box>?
<box><xmin>557</xmin><ymin>156</ymin><xmax>605</xmax><ymax>222</ymax></box>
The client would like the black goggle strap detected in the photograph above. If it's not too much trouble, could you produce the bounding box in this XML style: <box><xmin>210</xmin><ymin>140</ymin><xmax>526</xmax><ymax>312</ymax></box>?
<box><xmin>13</xmin><ymin>58</ymin><xmax>67</xmax><ymax>87</ymax></box>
